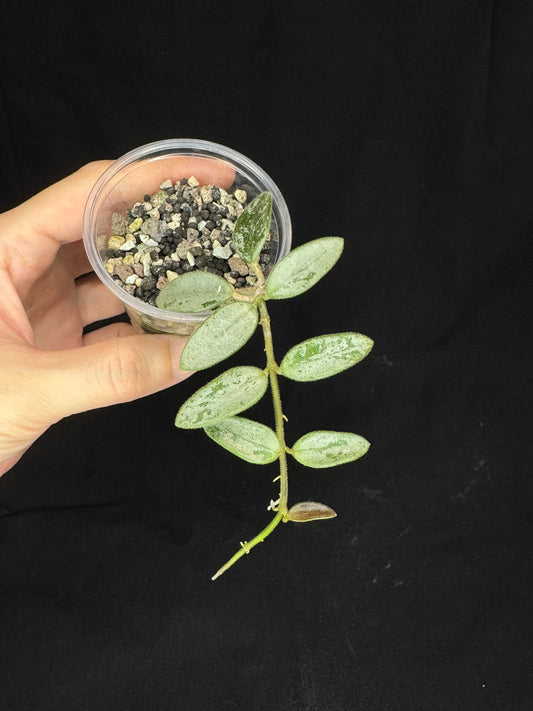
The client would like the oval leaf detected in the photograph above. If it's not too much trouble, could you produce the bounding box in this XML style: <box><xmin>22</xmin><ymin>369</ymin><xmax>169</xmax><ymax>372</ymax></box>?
<box><xmin>292</xmin><ymin>430</ymin><xmax>370</xmax><ymax>468</ymax></box>
<box><xmin>205</xmin><ymin>416</ymin><xmax>280</xmax><ymax>464</ymax></box>
<box><xmin>232</xmin><ymin>191</ymin><xmax>272</xmax><ymax>264</ymax></box>
<box><xmin>285</xmin><ymin>501</ymin><xmax>337</xmax><ymax>522</ymax></box>
<box><xmin>180</xmin><ymin>300</ymin><xmax>258</xmax><ymax>371</ymax></box>
<box><xmin>175</xmin><ymin>366</ymin><xmax>268</xmax><ymax>429</ymax></box>
<box><xmin>156</xmin><ymin>271</ymin><xmax>233</xmax><ymax>313</ymax></box>
<box><xmin>280</xmin><ymin>332</ymin><xmax>373</xmax><ymax>381</ymax></box>
<box><xmin>266</xmin><ymin>237</ymin><xmax>344</xmax><ymax>299</ymax></box>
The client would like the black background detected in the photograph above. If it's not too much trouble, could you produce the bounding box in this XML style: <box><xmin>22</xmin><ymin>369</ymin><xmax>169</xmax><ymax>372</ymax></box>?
<box><xmin>1</xmin><ymin>2</ymin><xmax>532</xmax><ymax>709</ymax></box>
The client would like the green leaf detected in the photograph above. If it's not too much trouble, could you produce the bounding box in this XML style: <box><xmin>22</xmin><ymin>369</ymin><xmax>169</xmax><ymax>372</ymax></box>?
<box><xmin>204</xmin><ymin>416</ymin><xmax>280</xmax><ymax>464</ymax></box>
<box><xmin>155</xmin><ymin>271</ymin><xmax>233</xmax><ymax>313</ymax></box>
<box><xmin>180</xmin><ymin>300</ymin><xmax>258</xmax><ymax>371</ymax></box>
<box><xmin>279</xmin><ymin>332</ymin><xmax>373</xmax><ymax>381</ymax></box>
<box><xmin>232</xmin><ymin>191</ymin><xmax>272</xmax><ymax>264</ymax></box>
<box><xmin>175</xmin><ymin>366</ymin><xmax>268</xmax><ymax>429</ymax></box>
<box><xmin>292</xmin><ymin>430</ymin><xmax>370</xmax><ymax>468</ymax></box>
<box><xmin>266</xmin><ymin>237</ymin><xmax>344</xmax><ymax>299</ymax></box>
<box><xmin>285</xmin><ymin>501</ymin><xmax>337</xmax><ymax>522</ymax></box>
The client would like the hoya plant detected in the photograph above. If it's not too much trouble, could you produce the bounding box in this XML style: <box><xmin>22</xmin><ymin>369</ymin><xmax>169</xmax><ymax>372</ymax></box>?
<box><xmin>156</xmin><ymin>192</ymin><xmax>373</xmax><ymax>579</ymax></box>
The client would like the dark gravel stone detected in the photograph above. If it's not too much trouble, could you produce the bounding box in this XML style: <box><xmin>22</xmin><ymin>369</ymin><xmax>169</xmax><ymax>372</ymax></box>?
<box><xmin>131</xmin><ymin>203</ymin><xmax>146</xmax><ymax>218</ymax></box>
<box><xmin>141</xmin><ymin>276</ymin><xmax>156</xmax><ymax>291</ymax></box>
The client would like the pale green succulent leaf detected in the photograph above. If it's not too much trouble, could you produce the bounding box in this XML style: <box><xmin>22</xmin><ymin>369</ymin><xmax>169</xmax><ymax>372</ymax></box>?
<box><xmin>175</xmin><ymin>366</ymin><xmax>268</xmax><ymax>429</ymax></box>
<box><xmin>180</xmin><ymin>300</ymin><xmax>258</xmax><ymax>371</ymax></box>
<box><xmin>266</xmin><ymin>237</ymin><xmax>344</xmax><ymax>299</ymax></box>
<box><xmin>292</xmin><ymin>430</ymin><xmax>370</xmax><ymax>468</ymax></box>
<box><xmin>232</xmin><ymin>191</ymin><xmax>272</xmax><ymax>264</ymax></box>
<box><xmin>279</xmin><ymin>332</ymin><xmax>373</xmax><ymax>381</ymax></box>
<box><xmin>204</xmin><ymin>416</ymin><xmax>280</xmax><ymax>464</ymax></box>
<box><xmin>155</xmin><ymin>271</ymin><xmax>233</xmax><ymax>313</ymax></box>
<box><xmin>285</xmin><ymin>501</ymin><xmax>337</xmax><ymax>522</ymax></box>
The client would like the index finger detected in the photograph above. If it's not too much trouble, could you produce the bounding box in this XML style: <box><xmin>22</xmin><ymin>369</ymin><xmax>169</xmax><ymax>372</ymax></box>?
<box><xmin>4</xmin><ymin>156</ymin><xmax>236</xmax><ymax>247</ymax></box>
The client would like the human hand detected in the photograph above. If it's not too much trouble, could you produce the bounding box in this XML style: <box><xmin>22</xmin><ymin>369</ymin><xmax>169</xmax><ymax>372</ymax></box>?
<box><xmin>0</xmin><ymin>159</ymin><xmax>234</xmax><ymax>476</ymax></box>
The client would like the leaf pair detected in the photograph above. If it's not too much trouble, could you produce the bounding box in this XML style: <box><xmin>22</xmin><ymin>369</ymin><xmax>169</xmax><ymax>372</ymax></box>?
<box><xmin>206</xmin><ymin>418</ymin><xmax>370</xmax><ymax>468</ymax></box>
<box><xmin>156</xmin><ymin>232</ymin><xmax>345</xmax><ymax>318</ymax></box>
<box><xmin>180</xmin><ymin>317</ymin><xmax>373</xmax><ymax>378</ymax></box>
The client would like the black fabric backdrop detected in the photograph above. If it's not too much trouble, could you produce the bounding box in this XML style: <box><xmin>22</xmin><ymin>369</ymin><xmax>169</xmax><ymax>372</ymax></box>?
<box><xmin>1</xmin><ymin>2</ymin><xmax>532</xmax><ymax>709</ymax></box>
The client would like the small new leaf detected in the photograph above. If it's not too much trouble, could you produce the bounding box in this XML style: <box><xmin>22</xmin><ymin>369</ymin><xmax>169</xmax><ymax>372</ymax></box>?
<box><xmin>180</xmin><ymin>300</ymin><xmax>258</xmax><ymax>371</ymax></box>
<box><xmin>156</xmin><ymin>271</ymin><xmax>233</xmax><ymax>313</ymax></box>
<box><xmin>175</xmin><ymin>366</ymin><xmax>268</xmax><ymax>429</ymax></box>
<box><xmin>266</xmin><ymin>237</ymin><xmax>344</xmax><ymax>299</ymax></box>
<box><xmin>280</xmin><ymin>332</ymin><xmax>373</xmax><ymax>381</ymax></box>
<box><xmin>232</xmin><ymin>191</ymin><xmax>272</xmax><ymax>264</ymax></box>
<box><xmin>292</xmin><ymin>430</ymin><xmax>370</xmax><ymax>468</ymax></box>
<box><xmin>285</xmin><ymin>501</ymin><xmax>337</xmax><ymax>522</ymax></box>
<box><xmin>205</xmin><ymin>416</ymin><xmax>280</xmax><ymax>464</ymax></box>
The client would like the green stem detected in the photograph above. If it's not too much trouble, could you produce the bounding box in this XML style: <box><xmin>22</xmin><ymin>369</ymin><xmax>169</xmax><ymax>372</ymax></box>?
<box><xmin>258</xmin><ymin>298</ymin><xmax>289</xmax><ymax>515</ymax></box>
<box><xmin>211</xmin><ymin>510</ymin><xmax>283</xmax><ymax>581</ymax></box>
<box><xmin>212</xmin><ymin>265</ymin><xmax>289</xmax><ymax>581</ymax></box>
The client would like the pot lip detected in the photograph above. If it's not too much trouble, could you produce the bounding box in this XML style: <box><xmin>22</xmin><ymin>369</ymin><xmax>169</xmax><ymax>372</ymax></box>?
<box><xmin>82</xmin><ymin>138</ymin><xmax>292</xmax><ymax>324</ymax></box>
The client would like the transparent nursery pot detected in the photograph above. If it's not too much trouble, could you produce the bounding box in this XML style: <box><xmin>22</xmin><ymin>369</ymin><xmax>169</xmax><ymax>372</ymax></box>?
<box><xmin>83</xmin><ymin>138</ymin><xmax>292</xmax><ymax>335</ymax></box>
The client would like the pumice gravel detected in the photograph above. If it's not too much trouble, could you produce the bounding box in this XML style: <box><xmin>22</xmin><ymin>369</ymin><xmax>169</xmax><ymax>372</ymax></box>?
<box><xmin>103</xmin><ymin>176</ymin><xmax>276</xmax><ymax>307</ymax></box>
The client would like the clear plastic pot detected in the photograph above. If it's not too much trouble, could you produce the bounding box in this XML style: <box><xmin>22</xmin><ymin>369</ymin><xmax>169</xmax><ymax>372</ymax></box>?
<box><xmin>83</xmin><ymin>138</ymin><xmax>292</xmax><ymax>335</ymax></box>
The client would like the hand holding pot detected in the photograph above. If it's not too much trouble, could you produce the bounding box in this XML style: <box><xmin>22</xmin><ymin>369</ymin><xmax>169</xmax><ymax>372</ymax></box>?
<box><xmin>0</xmin><ymin>161</ymin><xmax>217</xmax><ymax>475</ymax></box>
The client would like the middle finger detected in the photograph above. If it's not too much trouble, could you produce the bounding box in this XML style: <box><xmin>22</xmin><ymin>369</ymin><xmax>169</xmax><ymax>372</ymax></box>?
<box><xmin>76</xmin><ymin>274</ymin><xmax>125</xmax><ymax>326</ymax></box>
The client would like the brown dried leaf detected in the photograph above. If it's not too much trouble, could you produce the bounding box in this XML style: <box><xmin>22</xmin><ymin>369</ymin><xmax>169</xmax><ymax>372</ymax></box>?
<box><xmin>285</xmin><ymin>501</ymin><xmax>337</xmax><ymax>523</ymax></box>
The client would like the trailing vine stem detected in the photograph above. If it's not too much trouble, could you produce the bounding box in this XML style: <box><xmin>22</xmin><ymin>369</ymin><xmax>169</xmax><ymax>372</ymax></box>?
<box><xmin>162</xmin><ymin>193</ymin><xmax>372</xmax><ymax>579</ymax></box>
<box><xmin>211</xmin><ymin>264</ymin><xmax>289</xmax><ymax>580</ymax></box>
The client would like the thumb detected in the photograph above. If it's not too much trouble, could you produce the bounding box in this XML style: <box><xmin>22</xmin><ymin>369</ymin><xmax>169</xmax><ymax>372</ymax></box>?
<box><xmin>32</xmin><ymin>334</ymin><xmax>192</xmax><ymax>421</ymax></box>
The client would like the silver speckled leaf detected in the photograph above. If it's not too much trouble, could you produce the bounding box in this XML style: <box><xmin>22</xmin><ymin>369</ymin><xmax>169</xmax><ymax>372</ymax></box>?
<box><xmin>266</xmin><ymin>237</ymin><xmax>344</xmax><ymax>299</ymax></box>
<box><xmin>156</xmin><ymin>271</ymin><xmax>233</xmax><ymax>313</ymax></box>
<box><xmin>175</xmin><ymin>366</ymin><xmax>268</xmax><ymax>429</ymax></box>
<box><xmin>232</xmin><ymin>191</ymin><xmax>272</xmax><ymax>264</ymax></box>
<box><xmin>180</xmin><ymin>300</ymin><xmax>258</xmax><ymax>371</ymax></box>
<box><xmin>205</xmin><ymin>416</ymin><xmax>280</xmax><ymax>464</ymax></box>
<box><xmin>292</xmin><ymin>430</ymin><xmax>370</xmax><ymax>468</ymax></box>
<box><xmin>279</xmin><ymin>332</ymin><xmax>373</xmax><ymax>381</ymax></box>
